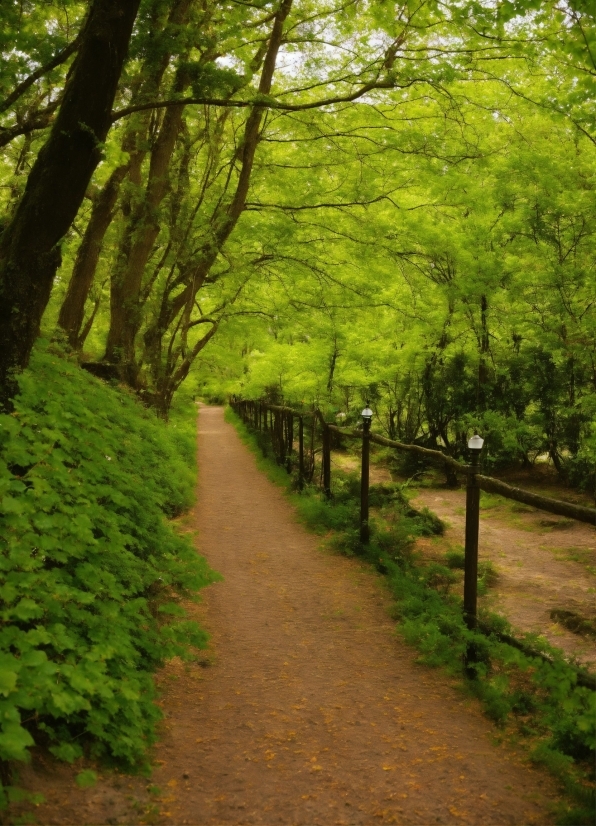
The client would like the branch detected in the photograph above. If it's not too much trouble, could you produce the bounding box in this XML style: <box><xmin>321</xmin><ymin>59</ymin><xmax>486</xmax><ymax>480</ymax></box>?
<box><xmin>245</xmin><ymin>193</ymin><xmax>402</xmax><ymax>211</ymax></box>
<box><xmin>110</xmin><ymin>77</ymin><xmax>407</xmax><ymax>122</ymax></box>
<box><xmin>0</xmin><ymin>102</ymin><xmax>60</xmax><ymax>148</ymax></box>
<box><xmin>0</xmin><ymin>35</ymin><xmax>81</xmax><ymax>114</ymax></box>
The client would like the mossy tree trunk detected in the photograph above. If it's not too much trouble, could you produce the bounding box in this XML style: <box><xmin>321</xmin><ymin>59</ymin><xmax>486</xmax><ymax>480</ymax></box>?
<box><xmin>0</xmin><ymin>0</ymin><xmax>140</xmax><ymax>409</ymax></box>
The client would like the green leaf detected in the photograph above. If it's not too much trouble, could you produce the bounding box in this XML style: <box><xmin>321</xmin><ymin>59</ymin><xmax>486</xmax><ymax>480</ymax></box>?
<box><xmin>0</xmin><ymin>722</ymin><xmax>34</xmax><ymax>761</ymax></box>
<box><xmin>76</xmin><ymin>770</ymin><xmax>98</xmax><ymax>789</ymax></box>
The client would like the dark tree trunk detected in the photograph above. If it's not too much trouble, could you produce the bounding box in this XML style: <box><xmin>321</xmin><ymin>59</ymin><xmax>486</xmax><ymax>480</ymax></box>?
<box><xmin>57</xmin><ymin>163</ymin><xmax>129</xmax><ymax>348</ymax></box>
<box><xmin>0</xmin><ymin>0</ymin><xmax>140</xmax><ymax>409</ymax></box>
<box><xmin>327</xmin><ymin>340</ymin><xmax>338</xmax><ymax>392</ymax></box>
<box><xmin>478</xmin><ymin>294</ymin><xmax>490</xmax><ymax>408</ymax></box>
<box><xmin>55</xmin><ymin>0</ymin><xmax>186</xmax><ymax>355</ymax></box>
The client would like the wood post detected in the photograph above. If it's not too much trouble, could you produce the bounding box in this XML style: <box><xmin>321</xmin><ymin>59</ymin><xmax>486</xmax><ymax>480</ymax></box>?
<box><xmin>298</xmin><ymin>415</ymin><xmax>304</xmax><ymax>489</ymax></box>
<box><xmin>360</xmin><ymin>418</ymin><xmax>371</xmax><ymax>543</ymax></box>
<box><xmin>464</xmin><ymin>450</ymin><xmax>481</xmax><ymax>629</ymax></box>
<box><xmin>286</xmin><ymin>412</ymin><xmax>293</xmax><ymax>473</ymax></box>
<box><xmin>464</xmin><ymin>449</ymin><xmax>481</xmax><ymax>671</ymax></box>
<box><xmin>322</xmin><ymin>422</ymin><xmax>331</xmax><ymax>499</ymax></box>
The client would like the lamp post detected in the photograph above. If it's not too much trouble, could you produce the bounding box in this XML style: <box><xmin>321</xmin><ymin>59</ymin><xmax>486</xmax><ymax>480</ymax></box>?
<box><xmin>464</xmin><ymin>433</ymin><xmax>484</xmax><ymax>642</ymax></box>
<box><xmin>360</xmin><ymin>407</ymin><xmax>373</xmax><ymax>544</ymax></box>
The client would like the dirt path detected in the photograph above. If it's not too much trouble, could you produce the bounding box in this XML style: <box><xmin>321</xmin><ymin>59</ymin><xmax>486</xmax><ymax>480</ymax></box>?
<box><xmin>18</xmin><ymin>407</ymin><xmax>563</xmax><ymax>825</ymax></box>
<box><xmin>410</xmin><ymin>489</ymin><xmax>596</xmax><ymax>667</ymax></box>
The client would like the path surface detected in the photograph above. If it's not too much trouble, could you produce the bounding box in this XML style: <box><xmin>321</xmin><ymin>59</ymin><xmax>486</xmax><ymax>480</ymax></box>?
<box><xmin>20</xmin><ymin>407</ymin><xmax>561</xmax><ymax>825</ymax></box>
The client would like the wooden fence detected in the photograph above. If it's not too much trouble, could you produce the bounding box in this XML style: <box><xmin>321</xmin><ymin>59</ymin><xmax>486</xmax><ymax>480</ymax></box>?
<box><xmin>231</xmin><ymin>399</ymin><xmax>595</xmax><ymax>524</ymax></box>
<box><xmin>230</xmin><ymin>398</ymin><xmax>596</xmax><ymax>685</ymax></box>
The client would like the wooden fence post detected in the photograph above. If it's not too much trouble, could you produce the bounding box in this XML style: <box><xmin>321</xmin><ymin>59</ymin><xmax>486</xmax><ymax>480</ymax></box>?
<box><xmin>322</xmin><ymin>420</ymin><xmax>331</xmax><ymax>499</ymax></box>
<box><xmin>464</xmin><ymin>444</ymin><xmax>482</xmax><ymax>630</ymax></box>
<box><xmin>286</xmin><ymin>412</ymin><xmax>293</xmax><ymax>473</ymax></box>
<box><xmin>298</xmin><ymin>416</ymin><xmax>305</xmax><ymax>489</ymax></box>
<box><xmin>463</xmin><ymin>440</ymin><xmax>482</xmax><ymax>671</ymax></box>
<box><xmin>279</xmin><ymin>412</ymin><xmax>285</xmax><ymax>466</ymax></box>
<box><xmin>360</xmin><ymin>416</ymin><xmax>371</xmax><ymax>543</ymax></box>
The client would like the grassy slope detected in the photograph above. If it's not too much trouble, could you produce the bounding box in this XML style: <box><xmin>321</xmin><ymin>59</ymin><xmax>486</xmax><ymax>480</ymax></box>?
<box><xmin>0</xmin><ymin>343</ymin><xmax>217</xmax><ymax>806</ymax></box>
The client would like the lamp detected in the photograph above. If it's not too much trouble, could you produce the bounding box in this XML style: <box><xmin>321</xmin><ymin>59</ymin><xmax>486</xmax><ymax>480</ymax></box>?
<box><xmin>361</xmin><ymin>406</ymin><xmax>373</xmax><ymax>425</ymax></box>
<box><xmin>468</xmin><ymin>434</ymin><xmax>484</xmax><ymax>454</ymax></box>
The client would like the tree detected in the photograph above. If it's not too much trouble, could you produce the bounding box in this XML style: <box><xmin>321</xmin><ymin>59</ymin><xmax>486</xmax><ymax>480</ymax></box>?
<box><xmin>0</xmin><ymin>0</ymin><xmax>141</xmax><ymax>409</ymax></box>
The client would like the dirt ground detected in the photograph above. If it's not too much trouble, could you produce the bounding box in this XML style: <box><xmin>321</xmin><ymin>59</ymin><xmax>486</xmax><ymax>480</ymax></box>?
<box><xmin>12</xmin><ymin>407</ymin><xmax>567</xmax><ymax>825</ymax></box>
<box><xmin>410</xmin><ymin>489</ymin><xmax>596</xmax><ymax>668</ymax></box>
<box><xmin>332</xmin><ymin>452</ymin><xmax>596</xmax><ymax>668</ymax></box>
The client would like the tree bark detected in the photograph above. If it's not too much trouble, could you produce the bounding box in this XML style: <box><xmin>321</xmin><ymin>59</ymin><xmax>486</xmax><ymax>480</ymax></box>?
<box><xmin>0</xmin><ymin>0</ymin><xmax>140</xmax><ymax>409</ymax></box>
<box><xmin>103</xmin><ymin>0</ymin><xmax>195</xmax><ymax>383</ymax></box>
<box><xmin>57</xmin><ymin>163</ymin><xmax>129</xmax><ymax>348</ymax></box>
<box><xmin>57</xmin><ymin>0</ymin><xmax>193</xmax><ymax>354</ymax></box>
<box><xmin>104</xmin><ymin>93</ymin><xmax>189</xmax><ymax>378</ymax></box>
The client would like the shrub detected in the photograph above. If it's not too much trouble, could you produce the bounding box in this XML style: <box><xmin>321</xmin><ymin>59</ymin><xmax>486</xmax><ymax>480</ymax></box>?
<box><xmin>0</xmin><ymin>343</ymin><xmax>217</xmax><ymax>806</ymax></box>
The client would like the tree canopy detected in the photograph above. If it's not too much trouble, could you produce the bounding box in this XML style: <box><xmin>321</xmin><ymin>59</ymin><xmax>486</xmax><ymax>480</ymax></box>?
<box><xmin>0</xmin><ymin>0</ymin><xmax>594</xmax><ymax>488</ymax></box>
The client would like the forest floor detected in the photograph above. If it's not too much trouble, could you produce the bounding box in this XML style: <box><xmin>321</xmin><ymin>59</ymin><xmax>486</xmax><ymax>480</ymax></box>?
<box><xmin>332</xmin><ymin>453</ymin><xmax>596</xmax><ymax>668</ymax></box>
<box><xmin>14</xmin><ymin>407</ymin><xmax>569</xmax><ymax>825</ymax></box>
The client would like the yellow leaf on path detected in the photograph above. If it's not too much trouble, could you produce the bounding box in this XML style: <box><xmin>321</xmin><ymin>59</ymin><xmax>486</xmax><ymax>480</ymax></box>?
<box><xmin>167</xmin><ymin>779</ymin><xmax>178</xmax><ymax>787</ymax></box>
<box><xmin>382</xmin><ymin>766</ymin><xmax>396</xmax><ymax>771</ymax></box>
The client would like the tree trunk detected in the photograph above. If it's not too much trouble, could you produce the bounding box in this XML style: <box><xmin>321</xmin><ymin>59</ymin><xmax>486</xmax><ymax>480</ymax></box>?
<box><xmin>57</xmin><ymin>163</ymin><xmax>129</xmax><ymax>348</ymax></box>
<box><xmin>0</xmin><ymin>0</ymin><xmax>140</xmax><ymax>409</ymax></box>
<box><xmin>104</xmin><ymin>95</ymin><xmax>188</xmax><ymax>380</ymax></box>
<box><xmin>57</xmin><ymin>0</ymin><xmax>193</xmax><ymax>356</ymax></box>
<box><xmin>478</xmin><ymin>293</ymin><xmax>490</xmax><ymax>408</ymax></box>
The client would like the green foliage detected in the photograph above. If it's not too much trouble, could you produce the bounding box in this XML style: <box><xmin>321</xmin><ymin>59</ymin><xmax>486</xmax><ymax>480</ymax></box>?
<box><xmin>75</xmin><ymin>770</ymin><xmax>97</xmax><ymax>789</ymax></box>
<box><xmin>0</xmin><ymin>343</ymin><xmax>217</xmax><ymax>804</ymax></box>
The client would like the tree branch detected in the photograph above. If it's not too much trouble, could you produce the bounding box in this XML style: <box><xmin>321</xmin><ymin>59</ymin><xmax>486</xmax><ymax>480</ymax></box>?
<box><xmin>0</xmin><ymin>35</ymin><xmax>81</xmax><ymax>114</ymax></box>
<box><xmin>110</xmin><ymin>77</ymin><xmax>410</xmax><ymax>122</ymax></box>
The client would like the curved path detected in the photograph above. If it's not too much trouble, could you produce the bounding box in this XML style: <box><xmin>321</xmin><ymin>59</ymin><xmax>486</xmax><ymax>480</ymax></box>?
<box><xmin>21</xmin><ymin>406</ymin><xmax>560</xmax><ymax>825</ymax></box>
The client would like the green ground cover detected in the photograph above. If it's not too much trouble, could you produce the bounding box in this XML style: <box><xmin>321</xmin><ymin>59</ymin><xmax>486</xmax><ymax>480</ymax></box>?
<box><xmin>0</xmin><ymin>343</ymin><xmax>217</xmax><ymax>807</ymax></box>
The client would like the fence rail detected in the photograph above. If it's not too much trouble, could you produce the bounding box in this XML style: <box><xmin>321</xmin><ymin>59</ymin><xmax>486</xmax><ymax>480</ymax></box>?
<box><xmin>231</xmin><ymin>399</ymin><xmax>596</xmax><ymax>524</ymax></box>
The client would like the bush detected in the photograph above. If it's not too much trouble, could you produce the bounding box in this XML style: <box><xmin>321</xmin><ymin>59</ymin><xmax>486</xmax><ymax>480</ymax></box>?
<box><xmin>0</xmin><ymin>343</ymin><xmax>217</xmax><ymax>806</ymax></box>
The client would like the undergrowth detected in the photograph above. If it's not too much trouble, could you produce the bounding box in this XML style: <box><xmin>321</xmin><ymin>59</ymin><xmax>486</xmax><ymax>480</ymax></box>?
<box><xmin>227</xmin><ymin>407</ymin><xmax>596</xmax><ymax>825</ymax></box>
<box><xmin>0</xmin><ymin>343</ymin><xmax>217</xmax><ymax>809</ymax></box>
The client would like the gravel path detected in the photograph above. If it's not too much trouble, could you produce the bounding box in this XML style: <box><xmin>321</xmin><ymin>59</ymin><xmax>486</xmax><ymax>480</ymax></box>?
<box><xmin>16</xmin><ymin>406</ymin><xmax>562</xmax><ymax>825</ymax></box>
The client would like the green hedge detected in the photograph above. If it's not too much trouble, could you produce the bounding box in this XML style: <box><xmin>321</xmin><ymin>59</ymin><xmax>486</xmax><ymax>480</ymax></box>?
<box><xmin>0</xmin><ymin>344</ymin><xmax>217</xmax><ymax>806</ymax></box>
